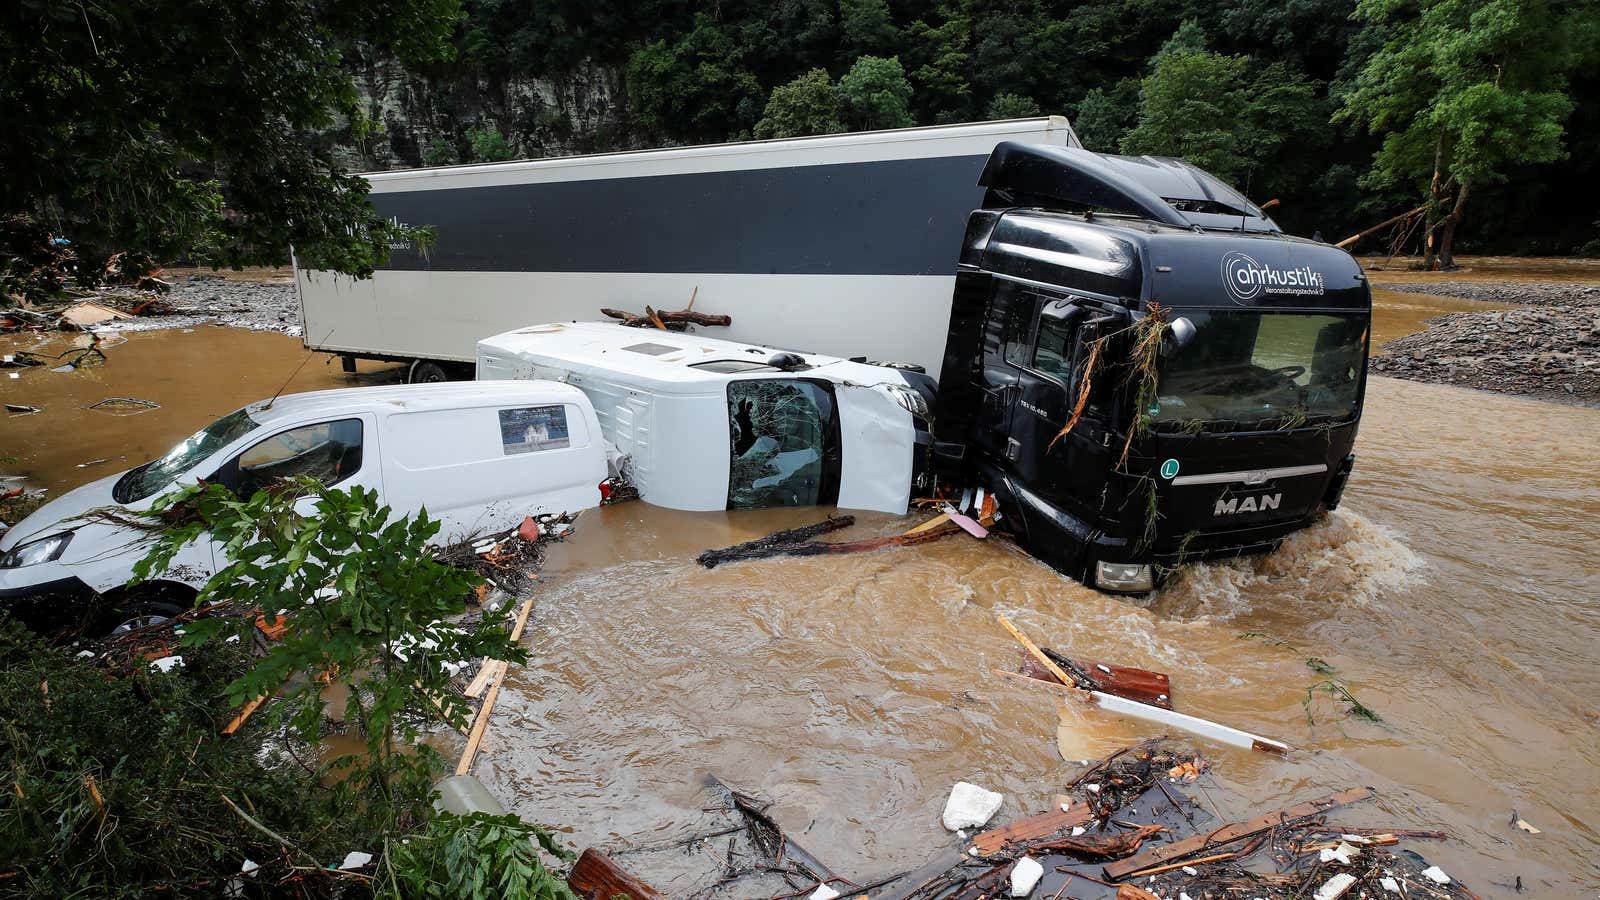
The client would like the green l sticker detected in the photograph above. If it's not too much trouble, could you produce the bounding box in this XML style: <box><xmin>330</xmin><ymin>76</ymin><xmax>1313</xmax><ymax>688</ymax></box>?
<box><xmin>1160</xmin><ymin>458</ymin><xmax>1180</xmax><ymax>479</ymax></box>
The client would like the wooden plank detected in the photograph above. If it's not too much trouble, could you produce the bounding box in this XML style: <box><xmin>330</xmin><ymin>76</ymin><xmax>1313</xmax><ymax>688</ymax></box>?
<box><xmin>996</xmin><ymin>615</ymin><xmax>1078</xmax><ymax>689</ymax></box>
<box><xmin>567</xmin><ymin>848</ymin><xmax>662</xmax><ymax>900</ymax></box>
<box><xmin>454</xmin><ymin>595</ymin><xmax>537</xmax><ymax>776</ymax></box>
<box><xmin>1102</xmin><ymin>788</ymin><xmax>1374</xmax><ymax>880</ymax></box>
<box><xmin>463</xmin><ymin>659</ymin><xmax>505</xmax><ymax>699</ymax></box>
<box><xmin>968</xmin><ymin>805</ymin><xmax>1095</xmax><ymax>857</ymax></box>
<box><xmin>904</xmin><ymin>512</ymin><xmax>951</xmax><ymax>535</ymax></box>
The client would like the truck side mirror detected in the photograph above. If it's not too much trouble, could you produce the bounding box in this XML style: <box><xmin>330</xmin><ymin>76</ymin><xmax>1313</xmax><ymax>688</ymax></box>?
<box><xmin>1164</xmin><ymin>316</ymin><xmax>1197</xmax><ymax>355</ymax></box>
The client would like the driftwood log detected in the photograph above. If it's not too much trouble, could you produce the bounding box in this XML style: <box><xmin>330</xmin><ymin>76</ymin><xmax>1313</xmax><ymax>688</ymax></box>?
<box><xmin>697</xmin><ymin>517</ymin><xmax>963</xmax><ymax>568</ymax></box>
<box><xmin>696</xmin><ymin>516</ymin><xmax>856</xmax><ymax>568</ymax></box>
<box><xmin>600</xmin><ymin>301</ymin><xmax>731</xmax><ymax>331</ymax></box>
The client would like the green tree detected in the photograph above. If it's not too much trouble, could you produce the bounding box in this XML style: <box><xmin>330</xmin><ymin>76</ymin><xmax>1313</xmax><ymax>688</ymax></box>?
<box><xmin>626</xmin><ymin>16</ymin><xmax>765</xmax><ymax>145</ymax></box>
<box><xmin>1073</xmin><ymin>80</ymin><xmax>1140</xmax><ymax>151</ymax></box>
<box><xmin>1122</xmin><ymin>29</ymin><xmax>1324</xmax><ymax>199</ymax></box>
<box><xmin>0</xmin><ymin>0</ymin><xmax>457</xmax><ymax>301</ymax></box>
<box><xmin>987</xmin><ymin>92</ymin><xmax>1041</xmax><ymax>119</ymax></box>
<box><xmin>838</xmin><ymin>56</ymin><xmax>916</xmax><ymax>131</ymax></box>
<box><xmin>903</xmin><ymin>11</ymin><xmax>974</xmax><ymax>123</ymax></box>
<box><xmin>1336</xmin><ymin>0</ymin><xmax>1584</xmax><ymax>267</ymax></box>
<box><xmin>754</xmin><ymin>68</ymin><xmax>846</xmax><ymax>138</ymax></box>
<box><xmin>839</xmin><ymin>0</ymin><xmax>900</xmax><ymax>60</ymax></box>
<box><xmin>134</xmin><ymin>479</ymin><xmax>527</xmax><ymax>833</ymax></box>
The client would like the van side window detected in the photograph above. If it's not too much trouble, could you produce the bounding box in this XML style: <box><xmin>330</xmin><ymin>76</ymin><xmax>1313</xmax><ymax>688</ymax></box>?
<box><xmin>727</xmin><ymin>380</ymin><xmax>837</xmax><ymax>509</ymax></box>
<box><xmin>234</xmin><ymin>419</ymin><xmax>363</xmax><ymax>497</ymax></box>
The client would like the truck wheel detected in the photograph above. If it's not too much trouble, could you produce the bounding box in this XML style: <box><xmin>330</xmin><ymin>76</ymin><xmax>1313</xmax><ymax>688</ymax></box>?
<box><xmin>408</xmin><ymin>360</ymin><xmax>451</xmax><ymax>384</ymax></box>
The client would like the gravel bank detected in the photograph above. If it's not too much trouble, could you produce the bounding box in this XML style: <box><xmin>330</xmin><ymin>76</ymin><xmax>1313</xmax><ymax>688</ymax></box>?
<box><xmin>102</xmin><ymin>273</ymin><xmax>301</xmax><ymax>336</ymax></box>
<box><xmin>1371</xmin><ymin>281</ymin><xmax>1600</xmax><ymax>405</ymax></box>
<box><xmin>1378</xmin><ymin>281</ymin><xmax>1600</xmax><ymax>308</ymax></box>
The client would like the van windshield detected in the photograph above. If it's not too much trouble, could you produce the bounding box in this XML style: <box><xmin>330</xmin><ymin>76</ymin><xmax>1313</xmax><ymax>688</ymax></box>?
<box><xmin>1152</xmin><ymin>311</ymin><xmax>1367</xmax><ymax>429</ymax></box>
<box><xmin>115</xmin><ymin>408</ymin><xmax>261</xmax><ymax>503</ymax></box>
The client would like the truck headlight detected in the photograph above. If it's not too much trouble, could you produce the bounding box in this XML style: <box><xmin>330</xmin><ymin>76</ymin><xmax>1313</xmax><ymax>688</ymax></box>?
<box><xmin>1095</xmin><ymin>560</ymin><xmax>1153</xmax><ymax>592</ymax></box>
<box><xmin>0</xmin><ymin>532</ymin><xmax>73</xmax><ymax>569</ymax></box>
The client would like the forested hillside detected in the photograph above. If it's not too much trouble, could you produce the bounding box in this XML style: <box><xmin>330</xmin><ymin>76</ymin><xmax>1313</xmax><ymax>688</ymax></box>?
<box><xmin>327</xmin><ymin>0</ymin><xmax>1597</xmax><ymax>257</ymax></box>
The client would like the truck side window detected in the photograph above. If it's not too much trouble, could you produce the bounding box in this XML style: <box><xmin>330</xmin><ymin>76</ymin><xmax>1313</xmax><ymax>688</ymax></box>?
<box><xmin>998</xmin><ymin>284</ymin><xmax>1038</xmax><ymax>367</ymax></box>
<box><xmin>727</xmin><ymin>380</ymin><xmax>835</xmax><ymax>509</ymax></box>
<box><xmin>233</xmin><ymin>418</ymin><xmax>363</xmax><ymax>497</ymax></box>
<box><xmin>1032</xmin><ymin>312</ymin><xmax>1078</xmax><ymax>382</ymax></box>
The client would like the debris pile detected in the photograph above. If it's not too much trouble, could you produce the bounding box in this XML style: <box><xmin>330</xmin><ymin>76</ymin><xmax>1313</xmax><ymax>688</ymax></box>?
<box><xmin>3</xmin><ymin>272</ymin><xmax>301</xmax><ymax>336</ymax></box>
<box><xmin>563</xmin><ymin>739</ymin><xmax>1482</xmax><ymax>900</ymax></box>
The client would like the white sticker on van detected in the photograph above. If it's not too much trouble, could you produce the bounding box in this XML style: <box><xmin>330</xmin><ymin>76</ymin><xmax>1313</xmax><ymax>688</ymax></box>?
<box><xmin>499</xmin><ymin>405</ymin><xmax>570</xmax><ymax>455</ymax></box>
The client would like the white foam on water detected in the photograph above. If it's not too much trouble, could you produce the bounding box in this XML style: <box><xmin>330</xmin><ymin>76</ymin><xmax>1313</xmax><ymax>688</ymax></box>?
<box><xmin>1154</xmin><ymin>509</ymin><xmax>1424</xmax><ymax>621</ymax></box>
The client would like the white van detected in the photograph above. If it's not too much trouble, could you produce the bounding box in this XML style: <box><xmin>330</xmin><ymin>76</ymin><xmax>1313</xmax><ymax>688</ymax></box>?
<box><xmin>476</xmin><ymin>322</ymin><xmax>933</xmax><ymax>515</ymax></box>
<box><xmin>0</xmin><ymin>381</ymin><xmax>607</xmax><ymax>631</ymax></box>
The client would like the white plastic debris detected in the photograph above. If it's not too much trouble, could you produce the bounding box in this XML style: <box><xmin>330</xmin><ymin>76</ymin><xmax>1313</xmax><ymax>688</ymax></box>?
<box><xmin>338</xmin><ymin>851</ymin><xmax>373</xmax><ymax>870</ymax></box>
<box><xmin>1340</xmin><ymin>834</ymin><xmax>1371</xmax><ymax>844</ymax></box>
<box><xmin>1181</xmin><ymin>865</ymin><xmax>1199</xmax><ymax>876</ymax></box>
<box><xmin>1085</xmin><ymin>783</ymin><xmax>1101</xmax><ymax>794</ymax></box>
<box><xmin>240</xmin><ymin>860</ymin><xmax>259</xmax><ymax>876</ymax></box>
<box><xmin>942</xmin><ymin>782</ymin><xmax>1004</xmax><ymax>831</ymax></box>
<box><xmin>808</xmin><ymin>884</ymin><xmax>840</xmax><ymax>900</ymax></box>
<box><xmin>1008</xmin><ymin>856</ymin><xmax>1043</xmax><ymax>897</ymax></box>
<box><xmin>1421</xmin><ymin>865</ymin><xmax>1450</xmax><ymax>884</ymax></box>
<box><xmin>149</xmin><ymin>655</ymin><xmax>184</xmax><ymax>673</ymax></box>
<box><xmin>1070</xmin><ymin>826</ymin><xmax>1086</xmax><ymax>837</ymax></box>
<box><xmin>1313</xmin><ymin>873</ymin><xmax>1358</xmax><ymax>900</ymax></box>
<box><xmin>1379</xmin><ymin>877</ymin><xmax>1399</xmax><ymax>893</ymax></box>
<box><xmin>1180</xmin><ymin>892</ymin><xmax>1195</xmax><ymax>900</ymax></box>
<box><xmin>225</xmin><ymin>634</ymin><xmax>241</xmax><ymax>643</ymax></box>
<box><xmin>76</xmin><ymin>650</ymin><xmax>95</xmax><ymax>658</ymax></box>
<box><xmin>1319</xmin><ymin>842</ymin><xmax>1361</xmax><ymax>865</ymax></box>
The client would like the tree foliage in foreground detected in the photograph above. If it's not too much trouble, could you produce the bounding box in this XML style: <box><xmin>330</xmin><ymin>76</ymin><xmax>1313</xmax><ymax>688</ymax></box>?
<box><xmin>0</xmin><ymin>478</ymin><xmax>571</xmax><ymax>894</ymax></box>
<box><xmin>0</xmin><ymin>0</ymin><xmax>462</xmax><ymax>301</ymax></box>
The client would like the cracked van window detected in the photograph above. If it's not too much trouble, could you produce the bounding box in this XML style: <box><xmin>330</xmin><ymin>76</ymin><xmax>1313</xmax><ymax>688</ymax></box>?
<box><xmin>727</xmin><ymin>380</ymin><xmax>833</xmax><ymax>508</ymax></box>
<box><xmin>234</xmin><ymin>419</ymin><xmax>363</xmax><ymax>497</ymax></box>
<box><xmin>115</xmin><ymin>407</ymin><xmax>261</xmax><ymax>503</ymax></box>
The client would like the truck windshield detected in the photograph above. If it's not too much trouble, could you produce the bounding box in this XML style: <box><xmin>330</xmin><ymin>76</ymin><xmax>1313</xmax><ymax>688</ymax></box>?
<box><xmin>114</xmin><ymin>408</ymin><xmax>261</xmax><ymax>503</ymax></box>
<box><xmin>1152</xmin><ymin>311</ymin><xmax>1366</xmax><ymax>429</ymax></box>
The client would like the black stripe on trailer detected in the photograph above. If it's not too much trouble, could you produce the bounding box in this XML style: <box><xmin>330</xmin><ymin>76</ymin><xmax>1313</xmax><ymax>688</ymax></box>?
<box><xmin>370</xmin><ymin>154</ymin><xmax>990</xmax><ymax>276</ymax></box>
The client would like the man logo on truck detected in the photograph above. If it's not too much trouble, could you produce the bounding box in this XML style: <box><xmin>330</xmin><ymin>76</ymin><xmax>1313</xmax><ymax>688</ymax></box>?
<box><xmin>1214</xmin><ymin>493</ymin><xmax>1282</xmax><ymax>516</ymax></box>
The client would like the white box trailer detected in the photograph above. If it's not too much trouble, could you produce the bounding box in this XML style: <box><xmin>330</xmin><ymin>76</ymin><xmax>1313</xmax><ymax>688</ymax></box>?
<box><xmin>294</xmin><ymin>118</ymin><xmax>1081</xmax><ymax>380</ymax></box>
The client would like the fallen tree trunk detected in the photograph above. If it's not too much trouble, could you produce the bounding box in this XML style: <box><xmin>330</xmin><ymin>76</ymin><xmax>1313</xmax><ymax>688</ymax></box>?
<box><xmin>697</xmin><ymin>520</ymin><xmax>960</xmax><ymax>568</ymax></box>
<box><xmin>697</xmin><ymin>516</ymin><xmax>856</xmax><ymax>568</ymax></box>
<box><xmin>1335</xmin><ymin>203</ymin><xmax>1429</xmax><ymax>249</ymax></box>
<box><xmin>600</xmin><ymin>305</ymin><xmax>732</xmax><ymax>330</ymax></box>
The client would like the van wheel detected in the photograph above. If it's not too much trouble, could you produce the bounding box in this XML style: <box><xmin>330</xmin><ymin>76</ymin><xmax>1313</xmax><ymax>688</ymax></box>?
<box><xmin>108</xmin><ymin>600</ymin><xmax>187</xmax><ymax>635</ymax></box>
<box><xmin>408</xmin><ymin>360</ymin><xmax>451</xmax><ymax>384</ymax></box>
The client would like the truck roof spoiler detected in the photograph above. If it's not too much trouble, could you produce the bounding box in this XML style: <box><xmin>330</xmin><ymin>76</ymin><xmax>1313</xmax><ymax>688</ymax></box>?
<box><xmin>978</xmin><ymin>142</ymin><xmax>1280</xmax><ymax>233</ymax></box>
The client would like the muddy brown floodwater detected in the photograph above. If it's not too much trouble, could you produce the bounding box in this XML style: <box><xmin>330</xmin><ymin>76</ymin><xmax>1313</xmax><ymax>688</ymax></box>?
<box><xmin>2</xmin><ymin>282</ymin><xmax>1597</xmax><ymax>896</ymax></box>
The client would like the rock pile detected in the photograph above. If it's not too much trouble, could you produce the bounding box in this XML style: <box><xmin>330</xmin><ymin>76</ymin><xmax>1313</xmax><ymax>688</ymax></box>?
<box><xmin>1371</xmin><ymin>282</ymin><xmax>1599</xmax><ymax>405</ymax></box>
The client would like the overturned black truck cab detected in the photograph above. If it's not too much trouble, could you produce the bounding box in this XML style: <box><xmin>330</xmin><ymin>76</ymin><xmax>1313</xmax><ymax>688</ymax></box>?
<box><xmin>935</xmin><ymin>142</ymin><xmax>1370</xmax><ymax>592</ymax></box>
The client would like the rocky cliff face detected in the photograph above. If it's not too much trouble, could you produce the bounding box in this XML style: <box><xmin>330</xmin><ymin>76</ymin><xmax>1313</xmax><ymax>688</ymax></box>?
<box><xmin>327</xmin><ymin>61</ymin><xmax>635</xmax><ymax>172</ymax></box>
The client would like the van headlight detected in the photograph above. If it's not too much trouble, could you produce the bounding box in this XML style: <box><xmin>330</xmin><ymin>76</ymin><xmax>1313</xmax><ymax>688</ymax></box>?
<box><xmin>0</xmin><ymin>532</ymin><xmax>73</xmax><ymax>568</ymax></box>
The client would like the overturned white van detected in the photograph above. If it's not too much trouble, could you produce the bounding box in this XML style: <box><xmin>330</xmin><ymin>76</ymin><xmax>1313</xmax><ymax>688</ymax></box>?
<box><xmin>476</xmin><ymin>322</ymin><xmax>933</xmax><ymax>515</ymax></box>
<box><xmin>0</xmin><ymin>381</ymin><xmax>607</xmax><ymax>631</ymax></box>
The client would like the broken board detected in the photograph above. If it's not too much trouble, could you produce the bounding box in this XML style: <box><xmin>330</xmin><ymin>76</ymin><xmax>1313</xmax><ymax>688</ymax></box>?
<box><xmin>567</xmin><ymin>848</ymin><xmax>662</xmax><ymax>900</ymax></box>
<box><xmin>1019</xmin><ymin>652</ymin><xmax>1173</xmax><ymax>709</ymax></box>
